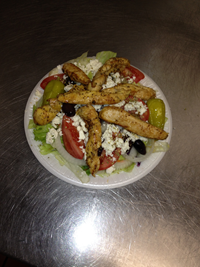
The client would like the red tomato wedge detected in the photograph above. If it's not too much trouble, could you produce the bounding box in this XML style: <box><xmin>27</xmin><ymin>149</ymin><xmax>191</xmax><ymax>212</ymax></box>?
<box><xmin>121</xmin><ymin>65</ymin><xmax>144</xmax><ymax>83</ymax></box>
<box><xmin>40</xmin><ymin>74</ymin><xmax>65</xmax><ymax>89</ymax></box>
<box><xmin>99</xmin><ymin>148</ymin><xmax>121</xmax><ymax>171</ymax></box>
<box><xmin>62</xmin><ymin>115</ymin><xmax>85</xmax><ymax>159</ymax></box>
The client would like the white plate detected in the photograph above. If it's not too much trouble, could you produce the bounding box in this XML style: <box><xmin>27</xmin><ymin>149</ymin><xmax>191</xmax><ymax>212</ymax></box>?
<box><xmin>24</xmin><ymin>67</ymin><xmax>172</xmax><ymax>189</ymax></box>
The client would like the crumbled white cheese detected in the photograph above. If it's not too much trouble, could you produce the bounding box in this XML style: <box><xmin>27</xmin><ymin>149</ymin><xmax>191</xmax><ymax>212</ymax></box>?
<box><xmin>101</xmin><ymin>124</ymin><xmax>125</xmax><ymax>157</ymax></box>
<box><xmin>102</xmin><ymin>76</ymin><xmax>116</xmax><ymax>89</ymax></box>
<box><xmin>57</xmin><ymin>128</ymin><xmax>63</xmax><ymax>136</ymax></box>
<box><xmin>75</xmin><ymin>104</ymin><xmax>82</xmax><ymax>111</ymax></box>
<box><xmin>46</xmin><ymin>128</ymin><xmax>58</xmax><ymax>144</ymax></box>
<box><xmin>64</xmin><ymin>84</ymin><xmax>73</xmax><ymax>92</ymax></box>
<box><xmin>101</xmin><ymin>123</ymin><xmax>148</xmax><ymax>158</ymax></box>
<box><xmin>51</xmin><ymin>113</ymin><xmax>63</xmax><ymax>128</ymax></box>
<box><xmin>102</xmin><ymin>72</ymin><xmax>124</xmax><ymax>89</ymax></box>
<box><xmin>93</xmin><ymin>105</ymin><xmax>102</xmax><ymax>112</ymax></box>
<box><xmin>127</xmin><ymin>77</ymin><xmax>135</xmax><ymax>83</ymax></box>
<box><xmin>71</xmin><ymin>114</ymin><xmax>88</xmax><ymax>157</ymax></box>
<box><xmin>122</xmin><ymin>129</ymin><xmax>148</xmax><ymax>143</ymax></box>
<box><xmin>74</xmin><ymin>59</ymin><xmax>103</xmax><ymax>78</ymax></box>
<box><xmin>106</xmin><ymin>165</ymin><xmax>115</xmax><ymax>174</ymax></box>
<box><xmin>124</xmin><ymin>101</ymin><xmax>147</xmax><ymax>115</ymax></box>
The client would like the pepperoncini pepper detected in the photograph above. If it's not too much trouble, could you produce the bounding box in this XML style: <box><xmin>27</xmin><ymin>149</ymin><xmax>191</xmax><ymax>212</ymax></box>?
<box><xmin>147</xmin><ymin>98</ymin><xmax>165</xmax><ymax>129</ymax></box>
<box><xmin>42</xmin><ymin>80</ymin><xmax>65</xmax><ymax>106</ymax></box>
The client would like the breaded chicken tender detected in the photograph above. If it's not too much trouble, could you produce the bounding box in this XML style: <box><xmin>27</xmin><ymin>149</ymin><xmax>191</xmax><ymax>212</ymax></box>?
<box><xmin>104</xmin><ymin>83</ymin><xmax>156</xmax><ymax>100</ymax></box>
<box><xmin>48</xmin><ymin>98</ymin><xmax>62</xmax><ymax>112</ymax></box>
<box><xmin>88</xmin><ymin>57</ymin><xmax>130</xmax><ymax>91</ymax></box>
<box><xmin>33</xmin><ymin>105</ymin><xmax>58</xmax><ymax>125</ymax></box>
<box><xmin>99</xmin><ymin>106</ymin><xmax>168</xmax><ymax>140</ymax></box>
<box><xmin>57</xmin><ymin>90</ymin><xmax>131</xmax><ymax>105</ymax></box>
<box><xmin>77</xmin><ymin>105</ymin><xmax>102</xmax><ymax>176</ymax></box>
<box><xmin>62</xmin><ymin>63</ymin><xmax>90</xmax><ymax>85</ymax></box>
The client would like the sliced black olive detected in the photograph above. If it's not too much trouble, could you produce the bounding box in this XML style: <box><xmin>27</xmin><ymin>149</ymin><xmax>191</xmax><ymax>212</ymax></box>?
<box><xmin>126</xmin><ymin>140</ymin><xmax>134</xmax><ymax>155</ymax></box>
<box><xmin>133</xmin><ymin>139</ymin><xmax>146</xmax><ymax>155</ymax></box>
<box><xmin>98</xmin><ymin>146</ymin><xmax>103</xmax><ymax>156</ymax></box>
<box><xmin>64</xmin><ymin>76</ymin><xmax>76</xmax><ymax>86</ymax></box>
<box><xmin>62</xmin><ymin>103</ymin><xmax>76</xmax><ymax>117</ymax></box>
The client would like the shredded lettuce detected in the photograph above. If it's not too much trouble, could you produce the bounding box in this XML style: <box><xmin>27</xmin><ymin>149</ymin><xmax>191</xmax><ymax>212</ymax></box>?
<box><xmin>153</xmin><ymin>141</ymin><xmax>169</xmax><ymax>153</ymax></box>
<box><xmin>33</xmin><ymin>124</ymin><xmax>53</xmax><ymax>142</ymax></box>
<box><xmin>96</xmin><ymin>51</ymin><xmax>117</xmax><ymax>64</ymax></box>
<box><xmin>118</xmin><ymin>155</ymin><xmax>125</xmax><ymax>161</ymax></box>
<box><xmin>39</xmin><ymin>142</ymin><xmax>55</xmax><ymax>155</ymax></box>
<box><xmin>67</xmin><ymin>51</ymin><xmax>91</xmax><ymax>66</ymax></box>
<box><xmin>81</xmin><ymin>166</ymin><xmax>91</xmax><ymax>176</ymax></box>
<box><xmin>51</xmin><ymin>151</ymin><xmax>90</xmax><ymax>183</ymax></box>
<box><xmin>87</xmin><ymin>71</ymin><xmax>93</xmax><ymax>80</ymax></box>
<box><xmin>113</xmin><ymin>162</ymin><xmax>135</xmax><ymax>174</ymax></box>
<box><xmin>28</xmin><ymin>119</ymin><xmax>36</xmax><ymax>129</ymax></box>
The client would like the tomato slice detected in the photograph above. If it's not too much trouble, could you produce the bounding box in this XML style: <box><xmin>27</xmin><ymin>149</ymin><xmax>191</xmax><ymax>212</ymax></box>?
<box><xmin>99</xmin><ymin>148</ymin><xmax>121</xmax><ymax>171</ymax></box>
<box><xmin>121</xmin><ymin>66</ymin><xmax>144</xmax><ymax>83</ymax></box>
<box><xmin>40</xmin><ymin>74</ymin><xmax>65</xmax><ymax>89</ymax></box>
<box><xmin>62</xmin><ymin>115</ymin><xmax>85</xmax><ymax>159</ymax></box>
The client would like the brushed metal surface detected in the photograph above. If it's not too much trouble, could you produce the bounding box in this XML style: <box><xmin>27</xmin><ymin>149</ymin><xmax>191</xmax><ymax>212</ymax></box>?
<box><xmin>1</xmin><ymin>0</ymin><xmax>200</xmax><ymax>266</ymax></box>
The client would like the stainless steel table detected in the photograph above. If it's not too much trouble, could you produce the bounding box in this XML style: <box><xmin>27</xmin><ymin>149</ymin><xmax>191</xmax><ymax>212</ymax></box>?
<box><xmin>1</xmin><ymin>0</ymin><xmax>200</xmax><ymax>266</ymax></box>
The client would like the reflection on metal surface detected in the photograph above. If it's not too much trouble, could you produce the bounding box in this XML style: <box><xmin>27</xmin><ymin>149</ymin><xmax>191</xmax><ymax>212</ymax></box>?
<box><xmin>73</xmin><ymin>215</ymin><xmax>99</xmax><ymax>252</ymax></box>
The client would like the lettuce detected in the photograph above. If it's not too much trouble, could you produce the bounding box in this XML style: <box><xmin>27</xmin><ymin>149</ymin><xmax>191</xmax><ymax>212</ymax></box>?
<box><xmin>153</xmin><ymin>141</ymin><xmax>169</xmax><ymax>152</ymax></box>
<box><xmin>67</xmin><ymin>52</ymin><xmax>91</xmax><ymax>66</ymax></box>
<box><xmin>33</xmin><ymin>124</ymin><xmax>53</xmax><ymax>142</ymax></box>
<box><xmin>96</xmin><ymin>51</ymin><xmax>117</xmax><ymax>64</ymax></box>
<box><xmin>28</xmin><ymin>119</ymin><xmax>36</xmax><ymax>129</ymax></box>
<box><xmin>39</xmin><ymin>143</ymin><xmax>55</xmax><ymax>155</ymax></box>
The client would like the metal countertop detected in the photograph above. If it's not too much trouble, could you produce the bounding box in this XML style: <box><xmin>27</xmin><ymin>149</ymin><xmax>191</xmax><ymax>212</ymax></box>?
<box><xmin>1</xmin><ymin>0</ymin><xmax>200</xmax><ymax>266</ymax></box>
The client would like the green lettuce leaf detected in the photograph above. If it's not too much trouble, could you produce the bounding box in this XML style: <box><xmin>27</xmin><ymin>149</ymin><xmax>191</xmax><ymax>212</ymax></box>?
<box><xmin>39</xmin><ymin>142</ymin><xmax>55</xmax><ymax>155</ymax></box>
<box><xmin>67</xmin><ymin>51</ymin><xmax>91</xmax><ymax>66</ymax></box>
<box><xmin>153</xmin><ymin>141</ymin><xmax>169</xmax><ymax>152</ymax></box>
<box><xmin>96</xmin><ymin>51</ymin><xmax>117</xmax><ymax>64</ymax></box>
<box><xmin>28</xmin><ymin>119</ymin><xmax>36</xmax><ymax>129</ymax></box>
<box><xmin>33</xmin><ymin>124</ymin><xmax>53</xmax><ymax>142</ymax></box>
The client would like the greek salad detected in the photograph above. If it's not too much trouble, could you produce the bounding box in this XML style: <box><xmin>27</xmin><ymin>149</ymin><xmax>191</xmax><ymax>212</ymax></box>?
<box><xmin>27</xmin><ymin>51</ymin><xmax>170</xmax><ymax>183</ymax></box>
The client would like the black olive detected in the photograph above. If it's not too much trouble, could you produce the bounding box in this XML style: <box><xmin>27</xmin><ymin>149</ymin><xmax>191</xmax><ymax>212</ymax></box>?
<box><xmin>98</xmin><ymin>146</ymin><xmax>103</xmax><ymax>156</ymax></box>
<box><xmin>64</xmin><ymin>76</ymin><xmax>76</xmax><ymax>86</ymax></box>
<box><xmin>133</xmin><ymin>139</ymin><xmax>146</xmax><ymax>155</ymax></box>
<box><xmin>62</xmin><ymin>103</ymin><xmax>76</xmax><ymax>117</ymax></box>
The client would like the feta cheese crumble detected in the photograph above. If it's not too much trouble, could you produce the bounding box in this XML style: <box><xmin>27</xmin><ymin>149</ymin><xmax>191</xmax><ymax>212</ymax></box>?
<box><xmin>101</xmin><ymin>124</ymin><xmax>148</xmax><ymax>159</ymax></box>
<box><xmin>74</xmin><ymin>59</ymin><xmax>103</xmax><ymax>78</ymax></box>
<box><xmin>124</xmin><ymin>100</ymin><xmax>147</xmax><ymax>115</ymax></box>
<box><xmin>71</xmin><ymin>114</ymin><xmax>88</xmax><ymax>158</ymax></box>
<box><xmin>106</xmin><ymin>165</ymin><xmax>115</xmax><ymax>174</ymax></box>
<box><xmin>64</xmin><ymin>84</ymin><xmax>73</xmax><ymax>92</ymax></box>
<box><xmin>51</xmin><ymin>112</ymin><xmax>63</xmax><ymax>128</ymax></box>
<box><xmin>102</xmin><ymin>72</ymin><xmax>124</xmax><ymax>89</ymax></box>
<box><xmin>46</xmin><ymin>128</ymin><xmax>58</xmax><ymax>144</ymax></box>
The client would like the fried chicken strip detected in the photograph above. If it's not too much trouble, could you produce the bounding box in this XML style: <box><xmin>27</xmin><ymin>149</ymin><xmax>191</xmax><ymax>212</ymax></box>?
<box><xmin>33</xmin><ymin>105</ymin><xmax>58</xmax><ymax>125</ymax></box>
<box><xmin>48</xmin><ymin>98</ymin><xmax>62</xmax><ymax>112</ymax></box>
<box><xmin>58</xmin><ymin>90</ymin><xmax>131</xmax><ymax>105</ymax></box>
<box><xmin>104</xmin><ymin>83</ymin><xmax>156</xmax><ymax>100</ymax></box>
<box><xmin>99</xmin><ymin>106</ymin><xmax>168</xmax><ymax>140</ymax></box>
<box><xmin>77</xmin><ymin>105</ymin><xmax>102</xmax><ymax>176</ymax></box>
<box><xmin>62</xmin><ymin>63</ymin><xmax>90</xmax><ymax>85</ymax></box>
<box><xmin>88</xmin><ymin>57</ymin><xmax>130</xmax><ymax>91</ymax></box>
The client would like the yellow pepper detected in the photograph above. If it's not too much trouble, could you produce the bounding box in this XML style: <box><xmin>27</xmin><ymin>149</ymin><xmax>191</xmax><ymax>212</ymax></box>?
<box><xmin>42</xmin><ymin>80</ymin><xmax>64</xmax><ymax>106</ymax></box>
